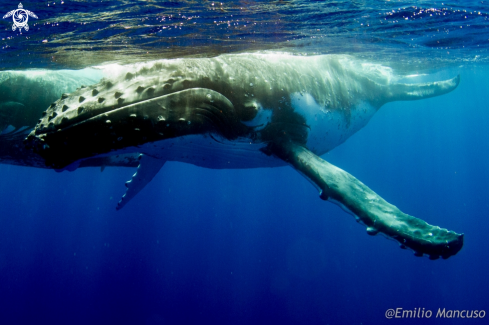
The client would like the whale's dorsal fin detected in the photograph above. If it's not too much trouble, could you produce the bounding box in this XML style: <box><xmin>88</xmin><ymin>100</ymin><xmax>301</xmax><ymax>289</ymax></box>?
<box><xmin>116</xmin><ymin>154</ymin><xmax>166</xmax><ymax>210</ymax></box>
<box><xmin>268</xmin><ymin>140</ymin><xmax>463</xmax><ymax>259</ymax></box>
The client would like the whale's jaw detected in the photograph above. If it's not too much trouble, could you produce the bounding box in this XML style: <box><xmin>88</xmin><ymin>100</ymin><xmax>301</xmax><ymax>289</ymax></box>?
<box><xmin>25</xmin><ymin>88</ymin><xmax>248</xmax><ymax>169</ymax></box>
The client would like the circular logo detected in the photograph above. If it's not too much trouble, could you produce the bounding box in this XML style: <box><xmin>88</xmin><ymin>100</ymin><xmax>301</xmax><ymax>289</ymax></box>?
<box><xmin>13</xmin><ymin>9</ymin><xmax>28</xmax><ymax>29</ymax></box>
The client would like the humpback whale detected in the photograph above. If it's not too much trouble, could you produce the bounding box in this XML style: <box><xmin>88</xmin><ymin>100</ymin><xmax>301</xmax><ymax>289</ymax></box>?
<box><xmin>17</xmin><ymin>53</ymin><xmax>462</xmax><ymax>259</ymax></box>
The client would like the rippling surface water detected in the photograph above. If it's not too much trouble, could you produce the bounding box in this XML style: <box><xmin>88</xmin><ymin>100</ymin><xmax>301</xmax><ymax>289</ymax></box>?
<box><xmin>1</xmin><ymin>0</ymin><xmax>488</xmax><ymax>69</ymax></box>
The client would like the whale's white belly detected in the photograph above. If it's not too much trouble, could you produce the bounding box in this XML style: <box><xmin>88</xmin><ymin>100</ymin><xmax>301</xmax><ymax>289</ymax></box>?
<box><xmin>290</xmin><ymin>93</ymin><xmax>377</xmax><ymax>155</ymax></box>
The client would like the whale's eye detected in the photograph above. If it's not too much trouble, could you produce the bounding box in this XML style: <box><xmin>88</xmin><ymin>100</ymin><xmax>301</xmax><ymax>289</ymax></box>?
<box><xmin>240</xmin><ymin>102</ymin><xmax>259</xmax><ymax>122</ymax></box>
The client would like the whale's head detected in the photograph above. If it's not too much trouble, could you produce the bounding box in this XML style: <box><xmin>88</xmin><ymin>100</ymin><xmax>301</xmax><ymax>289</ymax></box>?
<box><xmin>23</xmin><ymin>57</ymin><xmax>312</xmax><ymax>169</ymax></box>
<box><xmin>24</xmin><ymin>66</ymin><xmax>256</xmax><ymax>169</ymax></box>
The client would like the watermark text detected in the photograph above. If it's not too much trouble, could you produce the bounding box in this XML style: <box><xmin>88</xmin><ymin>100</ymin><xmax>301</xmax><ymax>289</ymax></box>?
<box><xmin>385</xmin><ymin>308</ymin><xmax>485</xmax><ymax>319</ymax></box>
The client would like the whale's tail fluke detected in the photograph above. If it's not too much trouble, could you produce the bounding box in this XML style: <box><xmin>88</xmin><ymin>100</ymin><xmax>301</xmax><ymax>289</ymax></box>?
<box><xmin>385</xmin><ymin>75</ymin><xmax>460</xmax><ymax>103</ymax></box>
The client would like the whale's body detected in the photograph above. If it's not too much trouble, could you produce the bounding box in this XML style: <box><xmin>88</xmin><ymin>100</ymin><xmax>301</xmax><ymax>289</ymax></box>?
<box><xmin>26</xmin><ymin>54</ymin><xmax>458</xmax><ymax>168</ymax></box>
<box><xmin>3</xmin><ymin>53</ymin><xmax>464</xmax><ymax>259</ymax></box>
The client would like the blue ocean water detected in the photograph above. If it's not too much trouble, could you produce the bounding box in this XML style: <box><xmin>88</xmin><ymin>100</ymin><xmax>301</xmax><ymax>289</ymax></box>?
<box><xmin>1</xmin><ymin>1</ymin><xmax>489</xmax><ymax>325</ymax></box>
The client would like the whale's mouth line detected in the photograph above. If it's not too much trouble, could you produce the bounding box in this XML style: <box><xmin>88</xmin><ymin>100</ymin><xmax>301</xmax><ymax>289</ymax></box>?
<box><xmin>85</xmin><ymin>93</ymin><xmax>169</xmax><ymax>120</ymax></box>
<box><xmin>41</xmin><ymin>92</ymin><xmax>175</xmax><ymax>136</ymax></box>
<box><xmin>33</xmin><ymin>87</ymin><xmax>196</xmax><ymax>137</ymax></box>
<box><xmin>25</xmin><ymin>88</ymin><xmax>248</xmax><ymax>169</ymax></box>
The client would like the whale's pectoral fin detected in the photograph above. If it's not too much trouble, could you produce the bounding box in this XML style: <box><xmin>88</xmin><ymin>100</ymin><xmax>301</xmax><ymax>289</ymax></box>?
<box><xmin>116</xmin><ymin>154</ymin><xmax>166</xmax><ymax>210</ymax></box>
<box><xmin>268</xmin><ymin>141</ymin><xmax>463</xmax><ymax>259</ymax></box>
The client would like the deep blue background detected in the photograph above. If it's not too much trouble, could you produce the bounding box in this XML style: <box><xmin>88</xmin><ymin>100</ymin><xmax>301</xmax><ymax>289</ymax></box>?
<box><xmin>0</xmin><ymin>65</ymin><xmax>487</xmax><ymax>324</ymax></box>
<box><xmin>1</xmin><ymin>1</ymin><xmax>489</xmax><ymax>324</ymax></box>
